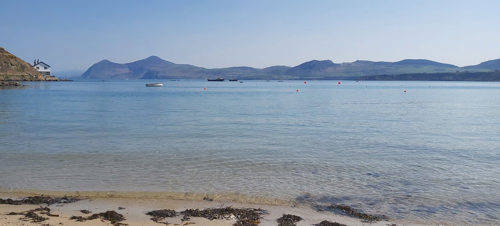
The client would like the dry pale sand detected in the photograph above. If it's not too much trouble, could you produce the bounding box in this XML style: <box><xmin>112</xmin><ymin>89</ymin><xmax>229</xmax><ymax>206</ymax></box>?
<box><xmin>0</xmin><ymin>190</ymin><xmax>427</xmax><ymax>226</ymax></box>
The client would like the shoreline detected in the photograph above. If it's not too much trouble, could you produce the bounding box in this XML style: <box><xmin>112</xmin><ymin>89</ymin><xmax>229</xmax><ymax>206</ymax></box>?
<box><xmin>0</xmin><ymin>81</ymin><xmax>24</xmax><ymax>87</ymax></box>
<box><xmin>0</xmin><ymin>189</ymin><xmax>423</xmax><ymax>226</ymax></box>
<box><xmin>0</xmin><ymin>189</ymin><xmax>293</xmax><ymax>206</ymax></box>
<box><xmin>0</xmin><ymin>79</ymin><xmax>72</xmax><ymax>88</ymax></box>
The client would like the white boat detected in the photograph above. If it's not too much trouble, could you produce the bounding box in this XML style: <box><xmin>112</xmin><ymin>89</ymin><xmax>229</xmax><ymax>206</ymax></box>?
<box><xmin>145</xmin><ymin>83</ymin><xmax>163</xmax><ymax>87</ymax></box>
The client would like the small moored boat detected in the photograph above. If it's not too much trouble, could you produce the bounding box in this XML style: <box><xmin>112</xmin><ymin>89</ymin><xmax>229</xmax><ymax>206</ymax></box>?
<box><xmin>207</xmin><ymin>77</ymin><xmax>224</xmax><ymax>82</ymax></box>
<box><xmin>145</xmin><ymin>83</ymin><xmax>163</xmax><ymax>87</ymax></box>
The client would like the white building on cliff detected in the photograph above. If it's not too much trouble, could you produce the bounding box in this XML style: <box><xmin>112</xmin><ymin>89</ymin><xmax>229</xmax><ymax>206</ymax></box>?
<box><xmin>33</xmin><ymin>59</ymin><xmax>51</xmax><ymax>76</ymax></box>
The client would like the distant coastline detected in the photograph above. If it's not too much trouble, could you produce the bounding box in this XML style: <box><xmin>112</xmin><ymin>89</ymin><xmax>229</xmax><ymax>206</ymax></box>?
<box><xmin>359</xmin><ymin>70</ymin><xmax>500</xmax><ymax>81</ymax></box>
<box><xmin>80</xmin><ymin>55</ymin><xmax>500</xmax><ymax>81</ymax></box>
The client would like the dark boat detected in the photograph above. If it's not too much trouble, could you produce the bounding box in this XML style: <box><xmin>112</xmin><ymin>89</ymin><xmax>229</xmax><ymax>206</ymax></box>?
<box><xmin>208</xmin><ymin>77</ymin><xmax>224</xmax><ymax>81</ymax></box>
<box><xmin>229</xmin><ymin>79</ymin><xmax>238</xmax><ymax>82</ymax></box>
<box><xmin>145</xmin><ymin>82</ymin><xmax>163</xmax><ymax>87</ymax></box>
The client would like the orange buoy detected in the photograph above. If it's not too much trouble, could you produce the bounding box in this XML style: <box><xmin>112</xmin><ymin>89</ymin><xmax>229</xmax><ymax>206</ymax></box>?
<box><xmin>203</xmin><ymin>87</ymin><xmax>207</xmax><ymax>91</ymax></box>
<box><xmin>304</xmin><ymin>81</ymin><xmax>307</xmax><ymax>84</ymax></box>
<box><xmin>337</xmin><ymin>81</ymin><xmax>341</xmax><ymax>85</ymax></box>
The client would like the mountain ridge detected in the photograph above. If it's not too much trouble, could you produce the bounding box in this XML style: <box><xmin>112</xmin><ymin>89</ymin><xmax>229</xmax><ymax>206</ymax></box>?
<box><xmin>462</xmin><ymin>59</ymin><xmax>500</xmax><ymax>71</ymax></box>
<box><xmin>81</xmin><ymin>56</ymin><xmax>500</xmax><ymax>80</ymax></box>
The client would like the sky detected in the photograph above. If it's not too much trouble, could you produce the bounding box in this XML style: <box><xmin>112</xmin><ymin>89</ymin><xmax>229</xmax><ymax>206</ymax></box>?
<box><xmin>1</xmin><ymin>0</ymin><xmax>500</xmax><ymax>74</ymax></box>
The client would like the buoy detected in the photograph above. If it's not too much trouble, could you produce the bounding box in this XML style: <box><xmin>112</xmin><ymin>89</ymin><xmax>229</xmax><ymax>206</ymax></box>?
<box><xmin>404</xmin><ymin>90</ymin><xmax>407</xmax><ymax>93</ymax></box>
<box><xmin>304</xmin><ymin>81</ymin><xmax>307</xmax><ymax>84</ymax></box>
<box><xmin>296</xmin><ymin>89</ymin><xmax>299</xmax><ymax>92</ymax></box>
<box><xmin>337</xmin><ymin>81</ymin><xmax>341</xmax><ymax>85</ymax></box>
<box><xmin>203</xmin><ymin>87</ymin><xmax>207</xmax><ymax>91</ymax></box>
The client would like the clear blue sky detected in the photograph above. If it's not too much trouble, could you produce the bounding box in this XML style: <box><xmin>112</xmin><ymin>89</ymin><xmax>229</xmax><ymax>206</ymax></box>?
<box><xmin>1</xmin><ymin>0</ymin><xmax>500</xmax><ymax>73</ymax></box>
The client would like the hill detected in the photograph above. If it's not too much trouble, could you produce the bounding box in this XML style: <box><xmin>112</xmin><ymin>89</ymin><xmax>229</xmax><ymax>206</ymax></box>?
<box><xmin>360</xmin><ymin>71</ymin><xmax>500</xmax><ymax>81</ymax></box>
<box><xmin>80</xmin><ymin>56</ymin><xmax>500</xmax><ymax>80</ymax></box>
<box><xmin>0</xmin><ymin>47</ymin><xmax>44</xmax><ymax>81</ymax></box>
<box><xmin>462</xmin><ymin>59</ymin><xmax>500</xmax><ymax>71</ymax></box>
<box><xmin>81</xmin><ymin>56</ymin><xmax>206</xmax><ymax>79</ymax></box>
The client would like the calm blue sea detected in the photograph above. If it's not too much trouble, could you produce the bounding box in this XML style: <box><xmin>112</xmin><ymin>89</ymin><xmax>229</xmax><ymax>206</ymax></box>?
<box><xmin>1</xmin><ymin>80</ymin><xmax>500</xmax><ymax>224</ymax></box>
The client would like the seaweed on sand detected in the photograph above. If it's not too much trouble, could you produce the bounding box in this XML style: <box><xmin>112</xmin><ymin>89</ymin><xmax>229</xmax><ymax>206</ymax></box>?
<box><xmin>295</xmin><ymin>194</ymin><xmax>388</xmax><ymax>223</ymax></box>
<box><xmin>313</xmin><ymin>220</ymin><xmax>347</xmax><ymax>226</ymax></box>
<box><xmin>0</xmin><ymin>196</ymin><xmax>79</xmax><ymax>205</ymax></box>
<box><xmin>145</xmin><ymin>207</ymin><xmax>267</xmax><ymax>226</ymax></box>
<box><xmin>22</xmin><ymin>211</ymin><xmax>48</xmax><ymax>223</ymax></box>
<box><xmin>316</xmin><ymin>204</ymin><xmax>388</xmax><ymax>222</ymax></box>
<box><xmin>277</xmin><ymin>214</ymin><xmax>302</xmax><ymax>226</ymax></box>
<box><xmin>80</xmin><ymin>209</ymin><xmax>92</xmax><ymax>214</ymax></box>
<box><xmin>146</xmin><ymin>209</ymin><xmax>177</xmax><ymax>224</ymax></box>
<box><xmin>6</xmin><ymin>206</ymin><xmax>59</xmax><ymax>223</ymax></box>
<box><xmin>70</xmin><ymin>210</ymin><xmax>126</xmax><ymax>226</ymax></box>
<box><xmin>181</xmin><ymin>207</ymin><xmax>267</xmax><ymax>225</ymax></box>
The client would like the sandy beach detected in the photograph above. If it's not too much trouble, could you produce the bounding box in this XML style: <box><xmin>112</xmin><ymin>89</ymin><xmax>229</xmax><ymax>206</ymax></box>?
<box><xmin>0</xmin><ymin>190</ymin><xmax>417</xmax><ymax>226</ymax></box>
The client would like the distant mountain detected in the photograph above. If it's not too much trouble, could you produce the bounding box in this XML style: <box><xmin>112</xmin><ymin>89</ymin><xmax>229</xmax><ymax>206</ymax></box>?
<box><xmin>361</xmin><ymin>71</ymin><xmax>500</xmax><ymax>81</ymax></box>
<box><xmin>0</xmin><ymin>47</ymin><xmax>44</xmax><ymax>81</ymax></box>
<box><xmin>393</xmin><ymin>59</ymin><xmax>458</xmax><ymax>68</ymax></box>
<box><xmin>290</xmin><ymin>60</ymin><xmax>336</xmax><ymax>72</ymax></box>
<box><xmin>80</xmin><ymin>56</ymin><xmax>500</xmax><ymax>80</ymax></box>
<box><xmin>281</xmin><ymin>60</ymin><xmax>336</xmax><ymax>79</ymax></box>
<box><xmin>463</xmin><ymin>59</ymin><xmax>500</xmax><ymax>71</ymax></box>
<box><xmin>81</xmin><ymin>56</ymin><xmax>206</xmax><ymax>79</ymax></box>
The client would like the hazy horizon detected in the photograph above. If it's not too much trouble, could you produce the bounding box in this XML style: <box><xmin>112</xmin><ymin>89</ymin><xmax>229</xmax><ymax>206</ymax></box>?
<box><xmin>2</xmin><ymin>0</ymin><xmax>500</xmax><ymax>73</ymax></box>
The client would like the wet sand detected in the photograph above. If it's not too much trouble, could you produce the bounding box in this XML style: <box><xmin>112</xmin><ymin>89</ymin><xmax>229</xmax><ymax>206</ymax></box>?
<box><xmin>0</xmin><ymin>190</ymin><xmax>418</xmax><ymax>226</ymax></box>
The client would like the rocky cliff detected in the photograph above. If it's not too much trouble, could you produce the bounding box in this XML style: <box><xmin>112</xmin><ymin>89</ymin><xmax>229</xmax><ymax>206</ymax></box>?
<box><xmin>0</xmin><ymin>47</ymin><xmax>47</xmax><ymax>81</ymax></box>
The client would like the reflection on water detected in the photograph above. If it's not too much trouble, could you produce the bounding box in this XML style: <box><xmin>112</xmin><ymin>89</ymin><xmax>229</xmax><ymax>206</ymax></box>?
<box><xmin>1</xmin><ymin>80</ymin><xmax>500</xmax><ymax>224</ymax></box>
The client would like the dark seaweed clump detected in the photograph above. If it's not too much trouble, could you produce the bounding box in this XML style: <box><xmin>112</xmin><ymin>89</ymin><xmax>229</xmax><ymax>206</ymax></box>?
<box><xmin>314</xmin><ymin>220</ymin><xmax>347</xmax><ymax>226</ymax></box>
<box><xmin>277</xmin><ymin>214</ymin><xmax>302</xmax><ymax>226</ymax></box>
<box><xmin>146</xmin><ymin>209</ymin><xmax>177</xmax><ymax>224</ymax></box>
<box><xmin>0</xmin><ymin>196</ymin><xmax>79</xmax><ymax>205</ymax></box>
<box><xmin>70</xmin><ymin>210</ymin><xmax>126</xmax><ymax>226</ymax></box>
<box><xmin>7</xmin><ymin>206</ymin><xmax>59</xmax><ymax>223</ymax></box>
<box><xmin>145</xmin><ymin>207</ymin><xmax>267</xmax><ymax>226</ymax></box>
<box><xmin>317</xmin><ymin>204</ymin><xmax>388</xmax><ymax>222</ymax></box>
<box><xmin>80</xmin><ymin>209</ymin><xmax>92</xmax><ymax>214</ymax></box>
<box><xmin>181</xmin><ymin>207</ymin><xmax>267</xmax><ymax>226</ymax></box>
<box><xmin>22</xmin><ymin>211</ymin><xmax>48</xmax><ymax>223</ymax></box>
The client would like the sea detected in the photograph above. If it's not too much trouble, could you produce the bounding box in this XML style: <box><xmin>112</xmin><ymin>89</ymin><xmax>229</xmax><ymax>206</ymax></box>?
<box><xmin>1</xmin><ymin>80</ymin><xmax>499</xmax><ymax>224</ymax></box>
